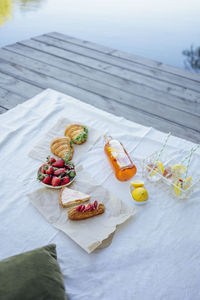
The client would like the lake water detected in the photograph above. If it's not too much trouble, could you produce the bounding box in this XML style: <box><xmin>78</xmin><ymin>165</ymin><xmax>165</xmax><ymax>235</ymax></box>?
<box><xmin>0</xmin><ymin>0</ymin><xmax>200</xmax><ymax>72</ymax></box>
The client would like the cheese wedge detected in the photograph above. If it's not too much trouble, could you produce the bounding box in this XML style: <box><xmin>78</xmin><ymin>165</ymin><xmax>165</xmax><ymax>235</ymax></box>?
<box><xmin>59</xmin><ymin>187</ymin><xmax>91</xmax><ymax>208</ymax></box>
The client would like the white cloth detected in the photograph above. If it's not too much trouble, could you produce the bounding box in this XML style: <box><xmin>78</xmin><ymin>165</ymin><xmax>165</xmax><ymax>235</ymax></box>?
<box><xmin>0</xmin><ymin>89</ymin><xmax>200</xmax><ymax>300</ymax></box>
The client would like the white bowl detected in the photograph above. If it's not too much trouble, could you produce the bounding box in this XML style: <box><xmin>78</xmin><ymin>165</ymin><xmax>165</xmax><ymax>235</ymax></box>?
<box><xmin>37</xmin><ymin>168</ymin><xmax>76</xmax><ymax>189</ymax></box>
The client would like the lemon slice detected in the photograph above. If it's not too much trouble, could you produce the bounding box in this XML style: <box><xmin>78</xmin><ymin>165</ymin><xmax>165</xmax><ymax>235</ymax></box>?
<box><xmin>157</xmin><ymin>161</ymin><xmax>165</xmax><ymax>174</ymax></box>
<box><xmin>184</xmin><ymin>176</ymin><xmax>192</xmax><ymax>190</ymax></box>
<box><xmin>131</xmin><ymin>180</ymin><xmax>144</xmax><ymax>188</ymax></box>
<box><xmin>150</xmin><ymin>161</ymin><xmax>164</xmax><ymax>176</ymax></box>
<box><xmin>174</xmin><ymin>180</ymin><xmax>182</xmax><ymax>196</ymax></box>
<box><xmin>131</xmin><ymin>187</ymin><xmax>148</xmax><ymax>202</ymax></box>
<box><xmin>170</xmin><ymin>164</ymin><xmax>186</xmax><ymax>176</ymax></box>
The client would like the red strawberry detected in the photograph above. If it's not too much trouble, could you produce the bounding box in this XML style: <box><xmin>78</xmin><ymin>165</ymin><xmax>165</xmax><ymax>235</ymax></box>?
<box><xmin>84</xmin><ymin>204</ymin><xmax>92</xmax><ymax>212</ymax></box>
<box><xmin>46</xmin><ymin>166</ymin><xmax>54</xmax><ymax>175</ymax></box>
<box><xmin>147</xmin><ymin>164</ymin><xmax>154</xmax><ymax>172</ymax></box>
<box><xmin>47</xmin><ymin>156</ymin><xmax>56</xmax><ymax>165</ymax></box>
<box><xmin>163</xmin><ymin>168</ymin><xmax>172</xmax><ymax>178</ymax></box>
<box><xmin>42</xmin><ymin>175</ymin><xmax>51</xmax><ymax>185</ymax></box>
<box><xmin>54</xmin><ymin>168</ymin><xmax>66</xmax><ymax>176</ymax></box>
<box><xmin>94</xmin><ymin>201</ymin><xmax>98</xmax><ymax>209</ymax></box>
<box><xmin>61</xmin><ymin>176</ymin><xmax>70</xmax><ymax>185</ymax></box>
<box><xmin>76</xmin><ymin>204</ymin><xmax>82</xmax><ymax>211</ymax></box>
<box><xmin>52</xmin><ymin>159</ymin><xmax>65</xmax><ymax>168</ymax></box>
<box><xmin>80</xmin><ymin>204</ymin><xmax>85</xmax><ymax>212</ymax></box>
<box><xmin>41</xmin><ymin>163</ymin><xmax>49</xmax><ymax>174</ymax></box>
<box><xmin>51</xmin><ymin>176</ymin><xmax>61</xmax><ymax>186</ymax></box>
<box><xmin>65</xmin><ymin>162</ymin><xmax>74</xmax><ymax>170</ymax></box>
<box><xmin>90</xmin><ymin>205</ymin><xmax>94</xmax><ymax>211</ymax></box>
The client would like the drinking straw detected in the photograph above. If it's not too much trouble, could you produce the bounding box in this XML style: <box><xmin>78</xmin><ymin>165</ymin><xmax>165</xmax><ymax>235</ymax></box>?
<box><xmin>182</xmin><ymin>144</ymin><xmax>200</xmax><ymax>180</ymax></box>
<box><xmin>149</xmin><ymin>132</ymin><xmax>171</xmax><ymax>176</ymax></box>
<box><xmin>180</xmin><ymin>144</ymin><xmax>200</xmax><ymax>165</ymax></box>
<box><xmin>155</xmin><ymin>132</ymin><xmax>171</xmax><ymax>162</ymax></box>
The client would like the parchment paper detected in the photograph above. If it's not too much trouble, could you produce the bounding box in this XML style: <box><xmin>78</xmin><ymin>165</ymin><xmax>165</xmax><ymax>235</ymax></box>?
<box><xmin>27</xmin><ymin>167</ymin><xmax>136</xmax><ymax>253</ymax></box>
<box><xmin>28</xmin><ymin>118</ymin><xmax>102</xmax><ymax>164</ymax></box>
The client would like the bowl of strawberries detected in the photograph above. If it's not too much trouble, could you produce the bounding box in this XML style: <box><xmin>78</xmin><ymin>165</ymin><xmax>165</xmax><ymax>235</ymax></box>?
<box><xmin>37</xmin><ymin>155</ymin><xmax>76</xmax><ymax>189</ymax></box>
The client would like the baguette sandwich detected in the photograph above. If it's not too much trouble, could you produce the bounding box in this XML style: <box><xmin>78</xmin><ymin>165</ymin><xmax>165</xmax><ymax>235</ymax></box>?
<box><xmin>68</xmin><ymin>201</ymin><xmax>105</xmax><ymax>220</ymax></box>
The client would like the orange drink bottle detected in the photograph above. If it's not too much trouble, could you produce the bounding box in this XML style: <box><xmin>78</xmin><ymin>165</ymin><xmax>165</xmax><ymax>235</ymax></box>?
<box><xmin>104</xmin><ymin>135</ymin><xmax>137</xmax><ymax>181</ymax></box>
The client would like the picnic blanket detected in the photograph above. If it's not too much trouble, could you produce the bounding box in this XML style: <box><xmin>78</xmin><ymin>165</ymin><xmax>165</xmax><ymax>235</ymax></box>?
<box><xmin>0</xmin><ymin>89</ymin><xmax>200</xmax><ymax>300</ymax></box>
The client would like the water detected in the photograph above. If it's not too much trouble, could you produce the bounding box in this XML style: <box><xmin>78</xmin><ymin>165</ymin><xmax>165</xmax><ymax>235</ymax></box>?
<box><xmin>0</xmin><ymin>0</ymin><xmax>200</xmax><ymax>72</ymax></box>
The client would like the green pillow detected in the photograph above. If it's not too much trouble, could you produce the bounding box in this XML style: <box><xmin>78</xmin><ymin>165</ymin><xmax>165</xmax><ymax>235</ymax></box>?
<box><xmin>0</xmin><ymin>244</ymin><xmax>67</xmax><ymax>300</ymax></box>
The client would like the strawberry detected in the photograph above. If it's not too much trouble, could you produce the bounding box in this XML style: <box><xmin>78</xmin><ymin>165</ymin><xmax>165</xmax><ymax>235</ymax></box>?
<box><xmin>80</xmin><ymin>204</ymin><xmax>85</xmax><ymax>212</ymax></box>
<box><xmin>94</xmin><ymin>201</ymin><xmax>98</xmax><ymax>209</ymax></box>
<box><xmin>65</xmin><ymin>162</ymin><xmax>74</xmax><ymax>170</ymax></box>
<box><xmin>46</xmin><ymin>166</ymin><xmax>54</xmax><ymax>175</ymax></box>
<box><xmin>46</xmin><ymin>156</ymin><xmax>56</xmax><ymax>165</ymax></box>
<box><xmin>61</xmin><ymin>176</ymin><xmax>70</xmax><ymax>185</ymax></box>
<box><xmin>51</xmin><ymin>176</ymin><xmax>61</xmax><ymax>186</ymax></box>
<box><xmin>163</xmin><ymin>168</ymin><xmax>172</xmax><ymax>178</ymax></box>
<box><xmin>42</xmin><ymin>175</ymin><xmax>51</xmax><ymax>185</ymax></box>
<box><xmin>147</xmin><ymin>164</ymin><xmax>154</xmax><ymax>172</ymax></box>
<box><xmin>54</xmin><ymin>168</ymin><xmax>66</xmax><ymax>176</ymax></box>
<box><xmin>90</xmin><ymin>205</ymin><xmax>94</xmax><ymax>211</ymax></box>
<box><xmin>40</xmin><ymin>163</ymin><xmax>49</xmax><ymax>174</ymax></box>
<box><xmin>76</xmin><ymin>205</ymin><xmax>82</xmax><ymax>211</ymax></box>
<box><xmin>84</xmin><ymin>204</ymin><xmax>92</xmax><ymax>212</ymax></box>
<box><xmin>38</xmin><ymin>174</ymin><xmax>44</xmax><ymax>181</ymax></box>
<box><xmin>52</xmin><ymin>159</ymin><xmax>65</xmax><ymax>168</ymax></box>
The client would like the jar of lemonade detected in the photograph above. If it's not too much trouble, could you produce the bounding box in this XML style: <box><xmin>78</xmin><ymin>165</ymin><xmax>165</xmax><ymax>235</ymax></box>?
<box><xmin>104</xmin><ymin>135</ymin><xmax>137</xmax><ymax>181</ymax></box>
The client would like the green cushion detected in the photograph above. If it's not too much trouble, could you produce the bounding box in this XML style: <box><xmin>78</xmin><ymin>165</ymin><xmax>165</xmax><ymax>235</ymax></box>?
<box><xmin>0</xmin><ymin>244</ymin><xmax>67</xmax><ymax>300</ymax></box>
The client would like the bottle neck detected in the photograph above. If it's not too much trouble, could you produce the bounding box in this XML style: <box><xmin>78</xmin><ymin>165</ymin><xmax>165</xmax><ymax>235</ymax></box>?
<box><xmin>104</xmin><ymin>135</ymin><xmax>112</xmax><ymax>143</ymax></box>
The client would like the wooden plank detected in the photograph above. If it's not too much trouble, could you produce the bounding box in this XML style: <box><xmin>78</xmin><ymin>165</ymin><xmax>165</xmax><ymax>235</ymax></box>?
<box><xmin>48</xmin><ymin>32</ymin><xmax>200</xmax><ymax>83</ymax></box>
<box><xmin>0</xmin><ymin>87</ymin><xmax>27</xmax><ymax>109</ymax></box>
<box><xmin>0</xmin><ymin>71</ymin><xmax>43</xmax><ymax>99</ymax></box>
<box><xmin>5</xmin><ymin>42</ymin><xmax>200</xmax><ymax>117</ymax></box>
<box><xmin>0</xmin><ymin>49</ymin><xmax>199</xmax><ymax>132</ymax></box>
<box><xmin>0</xmin><ymin>55</ymin><xmax>199</xmax><ymax>143</ymax></box>
<box><xmin>0</xmin><ymin>105</ymin><xmax>7</xmax><ymax>114</ymax></box>
<box><xmin>18</xmin><ymin>37</ymin><xmax>200</xmax><ymax>104</ymax></box>
<box><xmin>105</xmin><ymin>100</ymin><xmax>200</xmax><ymax>144</ymax></box>
<box><xmin>34</xmin><ymin>34</ymin><xmax>200</xmax><ymax>93</ymax></box>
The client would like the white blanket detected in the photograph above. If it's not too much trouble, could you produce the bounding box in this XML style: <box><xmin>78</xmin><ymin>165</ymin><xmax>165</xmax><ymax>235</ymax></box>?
<box><xmin>0</xmin><ymin>89</ymin><xmax>200</xmax><ymax>300</ymax></box>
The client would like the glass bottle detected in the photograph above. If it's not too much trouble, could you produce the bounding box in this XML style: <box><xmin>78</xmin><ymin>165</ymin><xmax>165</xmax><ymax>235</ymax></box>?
<box><xmin>104</xmin><ymin>135</ymin><xmax>137</xmax><ymax>181</ymax></box>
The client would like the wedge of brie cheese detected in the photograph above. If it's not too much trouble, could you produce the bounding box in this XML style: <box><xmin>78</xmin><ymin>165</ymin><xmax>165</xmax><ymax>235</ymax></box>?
<box><xmin>59</xmin><ymin>187</ymin><xmax>91</xmax><ymax>208</ymax></box>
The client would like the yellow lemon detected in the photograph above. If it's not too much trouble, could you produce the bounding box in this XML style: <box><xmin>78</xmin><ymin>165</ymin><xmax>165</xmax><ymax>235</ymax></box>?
<box><xmin>174</xmin><ymin>180</ymin><xmax>182</xmax><ymax>196</ymax></box>
<box><xmin>150</xmin><ymin>161</ymin><xmax>164</xmax><ymax>177</ymax></box>
<box><xmin>170</xmin><ymin>164</ymin><xmax>186</xmax><ymax>177</ymax></box>
<box><xmin>184</xmin><ymin>176</ymin><xmax>192</xmax><ymax>190</ymax></box>
<box><xmin>174</xmin><ymin>176</ymin><xmax>192</xmax><ymax>196</ymax></box>
<box><xmin>157</xmin><ymin>161</ymin><xmax>165</xmax><ymax>174</ymax></box>
<box><xmin>132</xmin><ymin>187</ymin><xmax>148</xmax><ymax>202</ymax></box>
<box><xmin>131</xmin><ymin>180</ymin><xmax>144</xmax><ymax>188</ymax></box>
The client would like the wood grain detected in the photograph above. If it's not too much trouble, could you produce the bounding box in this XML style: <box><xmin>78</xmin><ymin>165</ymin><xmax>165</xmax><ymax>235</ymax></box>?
<box><xmin>0</xmin><ymin>49</ymin><xmax>199</xmax><ymax>133</ymax></box>
<box><xmin>0</xmin><ymin>32</ymin><xmax>199</xmax><ymax>143</ymax></box>
<box><xmin>0</xmin><ymin>87</ymin><xmax>26</xmax><ymax>109</ymax></box>
<box><xmin>5</xmin><ymin>42</ymin><xmax>200</xmax><ymax>117</ymax></box>
<box><xmin>17</xmin><ymin>37</ymin><xmax>200</xmax><ymax>107</ymax></box>
<box><xmin>0</xmin><ymin>105</ymin><xmax>7</xmax><ymax>114</ymax></box>
<box><xmin>34</xmin><ymin>34</ymin><xmax>200</xmax><ymax>93</ymax></box>
<box><xmin>48</xmin><ymin>32</ymin><xmax>200</xmax><ymax>83</ymax></box>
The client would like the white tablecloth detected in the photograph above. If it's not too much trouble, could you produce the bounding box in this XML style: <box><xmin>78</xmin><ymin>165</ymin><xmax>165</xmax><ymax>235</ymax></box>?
<box><xmin>0</xmin><ymin>89</ymin><xmax>200</xmax><ymax>300</ymax></box>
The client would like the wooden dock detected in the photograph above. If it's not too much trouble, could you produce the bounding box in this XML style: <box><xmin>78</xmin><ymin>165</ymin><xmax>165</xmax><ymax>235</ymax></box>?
<box><xmin>0</xmin><ymin>32</ymin><xmax>199</xmax><ymax>143</ymax></box>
